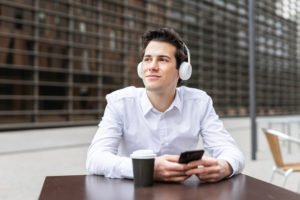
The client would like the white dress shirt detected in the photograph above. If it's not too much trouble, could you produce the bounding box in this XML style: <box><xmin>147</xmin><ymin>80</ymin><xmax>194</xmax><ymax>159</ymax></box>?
<box><xmin>86</xmin><ymin>86</ymin><xmax>244</xmax><ymax>179</ymax></box>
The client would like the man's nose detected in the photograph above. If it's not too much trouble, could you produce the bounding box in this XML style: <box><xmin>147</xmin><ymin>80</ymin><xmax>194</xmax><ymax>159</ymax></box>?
<box><xmin>147</xmin><ymin>60</ymin><xmax>159</xmax><ymax>71</ymax></box>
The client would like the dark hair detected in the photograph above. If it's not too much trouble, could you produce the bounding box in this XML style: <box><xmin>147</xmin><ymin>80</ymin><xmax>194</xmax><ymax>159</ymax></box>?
<box><xmin>141</xmin><ymin>28</ymin><xmax>187</xmax><ymax>71</ymax></box>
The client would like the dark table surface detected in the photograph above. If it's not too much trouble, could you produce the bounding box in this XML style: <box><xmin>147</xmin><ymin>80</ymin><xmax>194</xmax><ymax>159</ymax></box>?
<box><xmin>39</xmin><ymin>174</ymin><xmax>300</xmax><ymax>200</ymax></box>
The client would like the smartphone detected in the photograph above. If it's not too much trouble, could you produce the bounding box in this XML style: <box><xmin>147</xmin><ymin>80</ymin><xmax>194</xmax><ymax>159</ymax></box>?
<box><xmin>178</xmin><ymin>149</ymin><xmax>204</xmax><ymax>164</ymax></box>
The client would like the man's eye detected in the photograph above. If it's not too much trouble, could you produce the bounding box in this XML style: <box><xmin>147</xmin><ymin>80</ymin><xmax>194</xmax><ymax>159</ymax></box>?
<box><xmin>143</xmin><ymin>58</ymin><xmax>151</xmax><ymax>62</ymax></box>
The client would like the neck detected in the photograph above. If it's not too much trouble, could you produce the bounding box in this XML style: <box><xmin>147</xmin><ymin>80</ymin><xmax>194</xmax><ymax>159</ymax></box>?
<box><xmin>146</xmin><ymin>89</ymin><xmax>176</xmax><ymax>112</ymax></box>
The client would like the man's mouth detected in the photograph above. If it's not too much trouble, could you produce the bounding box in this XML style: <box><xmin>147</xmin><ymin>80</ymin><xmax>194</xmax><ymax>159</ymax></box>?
<box><xmin>146</xmin><ymin>74</ymin><xmax>160</xmax><ymax>78</ymax></box>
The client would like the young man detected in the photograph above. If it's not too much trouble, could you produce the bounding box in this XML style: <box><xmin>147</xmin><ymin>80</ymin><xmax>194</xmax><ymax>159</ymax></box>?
<box><xmin>86</xmin><ymin>28</ymin><xmax>244</xmax><ymax>182</ymax></box>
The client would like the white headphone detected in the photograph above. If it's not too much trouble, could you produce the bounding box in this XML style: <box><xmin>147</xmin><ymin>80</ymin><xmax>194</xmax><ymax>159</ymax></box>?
<box><xmin>137</xmin><ymin>43</ymin><xmax>192</xmax><ymax>81</ymax></box>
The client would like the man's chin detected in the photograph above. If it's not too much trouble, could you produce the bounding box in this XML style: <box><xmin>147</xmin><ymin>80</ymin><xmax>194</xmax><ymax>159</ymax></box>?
<box><xmin>145</xmin><ymin>86</ymin><xmax>158</xmax><ymax>91</ymax></box>
<box><xmin>145</xmin><ymin>85</ymin><xmax>161</xmax><ymax>92</ymax></box>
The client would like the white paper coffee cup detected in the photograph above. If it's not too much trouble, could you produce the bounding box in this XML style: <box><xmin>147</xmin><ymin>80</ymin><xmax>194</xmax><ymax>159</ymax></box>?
<box><xmin>130</xmin><ymin>149</ymin><xmax>156</xmax><ymax>187</ymax></box>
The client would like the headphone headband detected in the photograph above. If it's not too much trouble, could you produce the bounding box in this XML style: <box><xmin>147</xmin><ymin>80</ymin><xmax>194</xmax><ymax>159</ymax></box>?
<box><xmin>182</xmin><ymin>42</ymin><xmax>190</xmax><ymax>64</ymax></box>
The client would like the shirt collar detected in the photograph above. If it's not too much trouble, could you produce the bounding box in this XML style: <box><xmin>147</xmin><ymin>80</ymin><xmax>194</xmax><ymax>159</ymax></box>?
<box><xmin>172</xmin><ymin>88</ymin><xmax>182</xmax><ymax>113</ymax></box>
<box><xmin>141</xmin><ymin>88</ymin><xmax>182</xmax><ymax>116</ymax></box>
<box><xmin>141</xmin><ymin>90</ymin><xmax>153</xmax><ymax>116</ymax></box>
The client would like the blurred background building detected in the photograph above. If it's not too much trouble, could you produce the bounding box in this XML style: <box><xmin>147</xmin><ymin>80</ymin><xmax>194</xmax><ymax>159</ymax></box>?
<box><xmin>0</xmin><ymin>0</ymin><xmax>299</xmax><ymax>130</ymax></box>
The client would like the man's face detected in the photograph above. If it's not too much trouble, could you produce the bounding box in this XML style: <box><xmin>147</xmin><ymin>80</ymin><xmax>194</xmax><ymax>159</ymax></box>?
<box><xmin>141</xmin><ymin>41</ymin><xmax>179</xmax><ymax>93</ymax></box>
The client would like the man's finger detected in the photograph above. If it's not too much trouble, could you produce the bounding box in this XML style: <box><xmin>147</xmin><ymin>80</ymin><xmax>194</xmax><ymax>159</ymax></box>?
<box><xmin>185</xmin><ymin>165</ymin><xmax>221</xmax><ymax>176</ymax></box>
<box><xmin>187</xmin><ymin>158</ymin><xmax>218</xmax><ymax>168</ymax></box>
<box><xmin>164</xmin><ymin>155</ymin><xmax>180</xmax><ymax>162</ymax></box>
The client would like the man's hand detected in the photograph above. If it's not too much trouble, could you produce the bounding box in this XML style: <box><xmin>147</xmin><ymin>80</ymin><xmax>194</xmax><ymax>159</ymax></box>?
<box><xmin>154</xmin><ymin>155</ymin><xmax>191</xmax><ymax>182</ymax></box>
<box><xmin>185</xmin><ymin>156</ymin><xmax>233</xmax><ymax>182</ymax></box>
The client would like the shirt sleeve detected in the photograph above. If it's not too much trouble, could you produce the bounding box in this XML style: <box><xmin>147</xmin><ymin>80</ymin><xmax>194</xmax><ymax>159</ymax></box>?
<box><xmin>86</xmin><ymin>96</ymin><xmax>133</xmax><ymax>179</ymax></box>
<box><xmin>200</xmin><ymin>96</ymin><xmax>245</xmax><ymax>176</ymax></box>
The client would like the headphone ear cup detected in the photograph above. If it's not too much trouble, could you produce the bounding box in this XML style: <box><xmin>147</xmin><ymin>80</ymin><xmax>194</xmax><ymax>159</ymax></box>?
<box><xmin>179</xmin><ymin>62</ymin><xmax>192</xmax><ymax>80</ymax></box>
<box><xmin>137</xmin><ymin>62</ymin><xmax>143</xmax><ymax>79</ymax></box>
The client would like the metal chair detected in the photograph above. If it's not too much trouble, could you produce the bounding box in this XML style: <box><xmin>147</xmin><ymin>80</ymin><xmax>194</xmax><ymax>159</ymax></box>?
<box><xmin>263</xmin><ymin>128</ymin><xmax>300</xmax><ymax>191</ymax></box>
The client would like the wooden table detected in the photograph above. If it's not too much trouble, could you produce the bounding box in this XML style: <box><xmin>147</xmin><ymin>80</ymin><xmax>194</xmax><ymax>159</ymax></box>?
<box><xmin>39</xmin><ymin>174</ymin><xmax>300</xmax><ymax>200</ymax></box>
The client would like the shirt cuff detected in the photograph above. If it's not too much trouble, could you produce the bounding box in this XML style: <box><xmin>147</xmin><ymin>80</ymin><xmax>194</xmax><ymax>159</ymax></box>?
<box><xmin>118</xmin><ymin>157</ymin><xmax>134</xmax><ymax>179</ymax></box>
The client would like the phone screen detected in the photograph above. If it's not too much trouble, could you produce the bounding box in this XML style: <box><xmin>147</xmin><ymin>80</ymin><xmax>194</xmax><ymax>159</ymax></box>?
<box><xmin>178</xmin><ymin>150</ymin><xmax>204</xmax><ymax>164</ymax></box>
